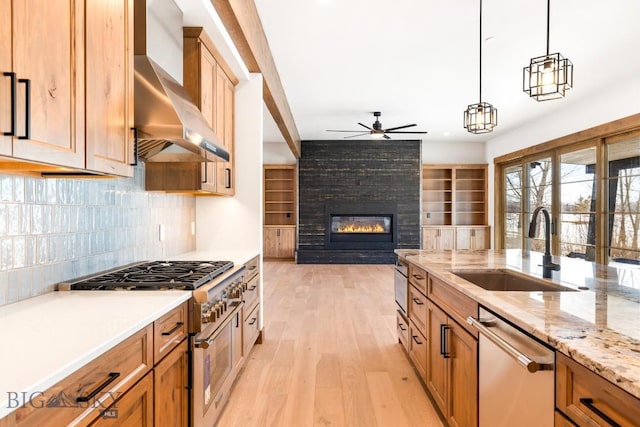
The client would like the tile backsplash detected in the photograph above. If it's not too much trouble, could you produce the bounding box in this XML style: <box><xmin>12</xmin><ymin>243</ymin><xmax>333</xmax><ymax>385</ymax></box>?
<box><xmin>0</xmin><ymin>165</ymin><xmax>196</xmax><ymax>306</ymax></box>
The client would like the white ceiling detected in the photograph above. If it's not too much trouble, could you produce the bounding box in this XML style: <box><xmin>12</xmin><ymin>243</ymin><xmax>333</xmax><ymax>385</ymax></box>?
<box><xmin>254</xmin><ymin>0</ymin><xmax>640</xmax><ymax>145</ymax></box>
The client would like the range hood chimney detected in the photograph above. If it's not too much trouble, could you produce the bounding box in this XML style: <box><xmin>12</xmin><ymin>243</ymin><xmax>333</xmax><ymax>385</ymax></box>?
<box><xmin>133</xmin><ymin>0</ymin><xmax>229</xmax><ymax>162</ymax></box>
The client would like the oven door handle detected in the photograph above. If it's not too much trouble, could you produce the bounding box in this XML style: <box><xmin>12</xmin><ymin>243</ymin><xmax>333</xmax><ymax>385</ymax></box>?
<box><xmin>467</xmin><ymin>316</ymin><xmax>553</xmax><ymax>373</ymax></box>
<box><xmin>195</xmin><ymin>302</ymin><xmax>243</xmax><ymax>349</ymax></box>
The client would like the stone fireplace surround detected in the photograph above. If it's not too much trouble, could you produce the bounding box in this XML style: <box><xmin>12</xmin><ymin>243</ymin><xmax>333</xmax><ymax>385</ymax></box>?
<box><xmin>297</xmin><ymin>140</ymin><xmax>420</xmax><ymax>264</ymax></box>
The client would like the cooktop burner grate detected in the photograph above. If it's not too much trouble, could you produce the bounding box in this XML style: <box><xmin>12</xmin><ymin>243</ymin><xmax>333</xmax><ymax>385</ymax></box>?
<box><xmin>68</xmin><ymin>260</ymin><xmax>234</xmax><ymax>290</ymax></box>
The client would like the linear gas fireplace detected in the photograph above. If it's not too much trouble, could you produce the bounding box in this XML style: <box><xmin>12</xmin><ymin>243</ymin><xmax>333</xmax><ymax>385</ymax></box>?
<box><xmin>325</xmin><ymin>203</ymin><xmax>398</xmax><ymax>250</ymax></box>
<box><xmin>330</xmin><ymin>215</ymin><xmax>393</xmax><ymax>243</ymax></box>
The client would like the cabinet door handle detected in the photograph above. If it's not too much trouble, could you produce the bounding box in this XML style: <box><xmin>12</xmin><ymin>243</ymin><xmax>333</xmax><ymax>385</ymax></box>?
<box><xmin>398</xmin><ymin>324</ymin><xmax>407</xmax><ymax>331</ymax></box>
<box><xmin>579</xmin><ymin>398</ymin><xmax>621</xmax><ymax>427</ymax></box>
<box><xmin>161</xmin><ymin>321</ymin><xmax>184</xmax><ymax>336</ymax></box>
<box><xmin>3</xmin><ymin>72</ymin><xmax>16</xmax><ymax>136</ymax></box>
<box><xmin>202</xmin><ymin>161</ymin><xmax>208</xmax><ymax>184</ymax></box>
<box><xmin>129</xmin><ymin>127</ymin><xmax>138</xmax><ymax>166</ymax></box>
<box><xmin>76</xmin><ymin>372</ymin><xmax>120</xmax><ymax>402</ymax></box>
<box><xmin>442</xmin><ymin>325</ymin><xmax>451</xmax><ymax>358</ymax></box>
<box><xmin>225</xmin><ymin>167</ymin><xmax>231</xmax><ymax>188</ymax></box>
<box><xmin>17</xmin><ymin>78</ymin><xmax>30</xmax><ymax>140</ymax></box>
<box><xmin>412</xmin><ymin>335</ymin><xmax>423</xmax><ymax>345</ymax></box>
<box><xmin>248</xmin><ymin>285</ymin><xmax>257</xmax><ymax>291</ymax></box>
<box><xmin>412</xmin><ymin>297</ymin><xmax>424</xmax><ymax>305</ymax></box>
<box><xmin>249</xmin><ymin>317</ymin><xmax>257</xmax><ymax>325</ymax></box>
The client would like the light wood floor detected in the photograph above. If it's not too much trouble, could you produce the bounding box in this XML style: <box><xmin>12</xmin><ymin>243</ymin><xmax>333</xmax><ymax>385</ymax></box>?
<box><xmin>216</xmin><ymin>262</ymin><xmax>443</xmax><ymax>427</ymax></box>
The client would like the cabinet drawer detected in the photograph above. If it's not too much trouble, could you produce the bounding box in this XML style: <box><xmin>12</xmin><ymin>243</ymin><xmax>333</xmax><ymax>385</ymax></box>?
<box><xmin>243</xmin><ymin>304</ymin><xmax>260</xmax><ymax>355</ymax></box>
<box><xmin>243</xmin><ymin>274</ymin><xmax>260</xmax><ymax>319</ymax></box>
<box><xmin>90</xmin><ymin>372</ymin><xmax>153</xmax><ymax>426</ymax></box>
<box><xmin>408</xmin><ymin>264</ymin><xmax>427</xmax><ymax>294</ymax></box>
<box><xmin>408</xmin><ymin>284</ymin><xmax>427</xmax><ymax>337</ymax></box>
<box><xmin>427</xmin><ymin>275</ymin><xmax>478</xmax><ymax>337</ymax></box>
<box><xmin>154</xmin><ymin>302</ymin><xmax>188</xmax><ymax>363</ymax></box>
<box><xmin>408</xmin><ymin>319</ymin><xmax>427</xmax><ymax>381</ymax></box>
<box><xmin>396</xmin><ymin>310</ymin><xmax>409</xmax><ymax>352</ymax></box>
<box><xmin>554</xmin><ymin>410</ymin><xmax>577</xmax><ymax>427</ymax></box>
<box><xmin>245</xmin><ymin>255</ymin><xmax>260</xmax><ymax>282</ymax></box>
<box><xmin>556</xmin><ymin>352</ymin><xmax>640</xmax><ymax>427</ymax></box>
<box><xmin>14</xmin><ymin>325</ymin><xmax>153</xmax><ymax>426</ymax></box>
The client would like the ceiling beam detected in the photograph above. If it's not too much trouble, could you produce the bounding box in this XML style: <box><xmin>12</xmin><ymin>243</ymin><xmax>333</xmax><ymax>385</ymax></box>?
<box><xmin>210</xmin><ymin>0</ymin><xmax>301</xmax><ymax>158</ymax></box>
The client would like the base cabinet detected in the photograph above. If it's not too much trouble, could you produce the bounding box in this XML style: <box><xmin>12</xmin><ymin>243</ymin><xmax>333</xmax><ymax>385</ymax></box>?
<box><xmin>154</xmin><ymin>340</ymin><xmax>189</xmax><ymax>427</ymax></box>
<box><xmin>90</xmin><ymin>373</ymin><xmax>153</xmax><ymax>427</ymax></box>
<box><xmin>556</xmin><ymin>352</ymin><xmax>640</xmax><ymax>427</ymax></box>
<box><xmin>422</xmin><ymin>226</ymin><xmax>490</xmax><ymax>251</ymax></box>
<box><xmin>426</xmin><ymin>300</ymin><xmax>478</xmax><ymax>427</ymax></box>
<box><xmin>423</xmin><ymin>227</ymin><xmax>455</xmax><ymax>251</ymax></box>
<box><xmin>264</xmin><ymin>226</ymin><xmax>296</xmax><ymax>259</ymax></box>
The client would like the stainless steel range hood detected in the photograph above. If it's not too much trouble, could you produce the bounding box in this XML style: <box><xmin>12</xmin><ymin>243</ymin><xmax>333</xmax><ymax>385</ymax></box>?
<box><xmin>134</xmin><ymin>0</ymin><xmax>229</xmax><ymax>163</ymax></box>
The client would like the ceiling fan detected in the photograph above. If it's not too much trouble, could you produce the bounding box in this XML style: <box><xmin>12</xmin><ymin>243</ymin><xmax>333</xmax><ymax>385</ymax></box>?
<box><xmin>326</xmin><ymin>111</ymin><xmax>428</xmax><ymax>139</ymax></box>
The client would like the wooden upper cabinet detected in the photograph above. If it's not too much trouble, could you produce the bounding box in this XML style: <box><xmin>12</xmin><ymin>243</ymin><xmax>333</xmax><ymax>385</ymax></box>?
<box><xmin>0</xmin><ymin>0</ymin><xmax>134</xmax><ymax>176</ymax></box>
<box><xmin>0</xmin><ymin>0</ymin><xmax>12</xmax><ymax>156</ymax></box>
<box><xmin>85</xmin><ymin>0</ymin><xmax>135</xmax><ymax>177</ymax></box>
<box><xmin>10</xmin><ymin>0</ymin><xmax>86</xmax><ymax>168</ymax></box>
<box><xmin>180</xmin><ymin>27</ymin><xmax>237</xmax><ymax>196</ymax></box>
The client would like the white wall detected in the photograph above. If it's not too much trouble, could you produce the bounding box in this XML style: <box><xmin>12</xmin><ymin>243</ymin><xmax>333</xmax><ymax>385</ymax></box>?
<box><xmin>421</xmin><ymin>140</ymin><xmax>486</xmax><ymax>164</ymax></box>
<box><xmin>263</xmin><ymin>142</ymin><xmax>297</xmax><ymax>164</ymax></box>
<box><xmin>196</xmin><ymin>74</ymin><xmax>263</xmax><ymax>252</ymax></box>
<box><xmin>485</xmin><ymin>72</ymin><xmax>640</xmax><ymax>246</ymax></box>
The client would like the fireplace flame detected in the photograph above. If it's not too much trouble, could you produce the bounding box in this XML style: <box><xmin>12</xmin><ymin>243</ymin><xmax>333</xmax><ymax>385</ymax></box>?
<box><xmin>336</xmin><ymin>223</ymin><xmax>385</xmax><ymax>233</ymax></box>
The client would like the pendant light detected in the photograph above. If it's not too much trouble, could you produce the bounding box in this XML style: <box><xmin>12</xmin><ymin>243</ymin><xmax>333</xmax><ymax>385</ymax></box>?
<box><xmin>523</xmin><ymin>0</ymin><xmax>573</xmax><ymax>101</ymax></box>
<box><xmin>464</xmin><ymin>0</ymin><xmax>497</xmax><ymax>134</ymax></box>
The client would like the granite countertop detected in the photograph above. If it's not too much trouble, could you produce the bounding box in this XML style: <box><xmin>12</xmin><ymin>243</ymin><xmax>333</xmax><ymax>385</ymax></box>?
<box><xmin>395</xmin><ymin>249</ymin><xmax>640</xmax><ymax>399</ymax></box>
<box><xmin>0</xmin><ymin>291</ymin><xmax>191</xmax><ymax>419</ymax></box>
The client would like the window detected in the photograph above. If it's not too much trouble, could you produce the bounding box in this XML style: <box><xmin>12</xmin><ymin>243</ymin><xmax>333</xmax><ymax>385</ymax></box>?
<box><xmin>606</xmin><ymin>133</ymin><xmax>640</xmax><ymax>266</ymax></box>
<box><xmin>559</xmin><ymin>146</ymin><xmax>597</xmax><ymax>261</ymax></box>
<box><xmin>496</xmin><ymin>117</ymin><xmax>640</xmax><ymax>267</ymax></box>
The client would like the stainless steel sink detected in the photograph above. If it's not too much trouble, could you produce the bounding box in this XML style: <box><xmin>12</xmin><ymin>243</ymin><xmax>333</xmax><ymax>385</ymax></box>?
<box><xmin>451</xmin><ymin>269</ymin><xmax>577</xmax><ymax>292</ymax></box>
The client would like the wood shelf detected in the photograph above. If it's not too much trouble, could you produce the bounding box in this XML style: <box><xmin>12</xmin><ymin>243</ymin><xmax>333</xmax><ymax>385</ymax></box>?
<box><xmin>422</xmin><ymin>164</ymin><xmax>488</xmax><ymax>227</ymax></box>
<box><xmin>264</xmin><ymin>165</ymin><xmax>297</xmax><ymax>227</ymax></box>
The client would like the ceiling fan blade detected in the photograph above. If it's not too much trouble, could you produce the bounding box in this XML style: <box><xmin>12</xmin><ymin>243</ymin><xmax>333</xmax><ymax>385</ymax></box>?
<box><xmin>385</xmin><ymin>131</ymin><xmax>428</xmax><ymax>134</ymax></box>
<box><xmin>383</xmin><ymin>124</ymin><xmax>417</xmax><ymax>132</ymax></box>
<box><xmin>383</xmin><ymin>134</ymin><xmax>391</xmax><ymax>140</ymax></box>
<box><xmin>326</xmin><ymin>130</ymin><xmax>370</xmax><ymax>132</ymax></box>
<box><xmin>358</xmin><ymin>122</ymin><xmax>373</xmax><ymax>130</ymax></box>
<box><xmin>344</xmin><ymin>132</ymin><xmax>371</xmax><ymax>139</ymax></box>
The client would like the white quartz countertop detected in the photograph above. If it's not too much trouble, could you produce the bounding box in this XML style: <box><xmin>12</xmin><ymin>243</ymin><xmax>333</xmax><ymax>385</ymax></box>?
<box><xmin>396</xmin><ymin>249</ymin><xmax>640</xmax><ymax>399</ymax></box>
<box><xmin>0</xmin><ymin>291</ymin><xmax>191</xmax><ymax>419</ymax></box>
<box><xmin>170</xmin><ymin>249</ymin><xmax>259</xmax><ymax>266</ymax></box>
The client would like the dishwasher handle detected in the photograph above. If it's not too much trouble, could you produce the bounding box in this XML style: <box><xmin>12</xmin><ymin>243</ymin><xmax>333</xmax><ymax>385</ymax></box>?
<box><xmin>467</xmin><ymin>316</ymin><xmax>553</xmax><ymax>373</ymax></box>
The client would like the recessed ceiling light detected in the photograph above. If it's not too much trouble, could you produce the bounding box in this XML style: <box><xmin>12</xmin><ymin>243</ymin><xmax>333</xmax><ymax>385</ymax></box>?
<box><xmin>443</xmin><ymin>131</ymin><xmax>451</xmax><ymax>136</ymax></box>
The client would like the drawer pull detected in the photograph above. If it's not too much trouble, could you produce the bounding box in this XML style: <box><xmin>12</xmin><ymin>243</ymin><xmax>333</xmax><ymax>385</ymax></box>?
<box><xmin>412</xmin><ymin>297</ymin><xmax>424</xmax><ymax>305</ymax></box>
<box><xmin>161</xmin><ymin>321</ymin><xmax>184</xmax><ymax>336</ymax></box>
<box><xmin>248</xmin><ymin>317</ymin><xmax>257</xmax><ymax>326</ymax></box>
<box><xmin>579</xmin><ymin>398</ymin><xmax>621</xmax><ymax>427</ymax></box>
<box><xmin>412</xmin><ymin>335</ymin><xmax>423</xmax><ymax>345</ymax></box>
<box><xmin>248</xmin><ymin>285</ymin><xmax>257</xmax><ymax>291</ymax></box>
<box><xmin>412</xmin><ymin>274</ymin><xmax>424</xmax><ymax>280</ymax></box>
<box><xmin>76</xmin><ymin>372</ymin><xmax>120</xmax><ymax>402</ymax></box>
<box><xmin>398</xmin><ymin>324</ymin><xmax>407</xmax><ymax>331</ymax></box>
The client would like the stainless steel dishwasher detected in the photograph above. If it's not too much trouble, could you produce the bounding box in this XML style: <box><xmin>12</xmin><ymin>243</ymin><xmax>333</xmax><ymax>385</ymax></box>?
<box><xmin>467</xmin><ymin>307</ymin><xmax>555</xmax><ymax>427</ymax></box>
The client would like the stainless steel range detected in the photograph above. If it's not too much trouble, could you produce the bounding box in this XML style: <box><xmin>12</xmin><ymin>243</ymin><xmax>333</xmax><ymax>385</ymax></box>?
<box><xmin>59</xmin><ymin>259</ymin><xmax>249</xmax><ymax>426</ymax></box>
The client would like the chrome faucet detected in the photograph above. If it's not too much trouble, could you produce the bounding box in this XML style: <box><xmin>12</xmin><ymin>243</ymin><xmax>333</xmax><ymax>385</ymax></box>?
<box><xmin>528</xmin><ymin>206</ymin><xmax>560</xmax><ymax>278</ymax></box>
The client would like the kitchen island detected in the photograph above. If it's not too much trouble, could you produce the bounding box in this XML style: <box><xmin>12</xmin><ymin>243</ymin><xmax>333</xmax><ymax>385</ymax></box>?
<box><xmin>396</xmin><ymin>249</ymin><xmax>640</xmax><ymax>398</ymax></box>
<box><xmin>396</xmin><ymin>249</ymin><xmax>640</xmax><ymax>426</ymax></box>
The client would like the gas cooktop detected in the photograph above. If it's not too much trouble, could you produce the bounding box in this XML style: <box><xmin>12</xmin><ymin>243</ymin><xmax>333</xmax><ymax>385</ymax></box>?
<box><xmin>66</xmin><ymin>260</ymin><xmax>234</xmax><ymax>291</ymax></box>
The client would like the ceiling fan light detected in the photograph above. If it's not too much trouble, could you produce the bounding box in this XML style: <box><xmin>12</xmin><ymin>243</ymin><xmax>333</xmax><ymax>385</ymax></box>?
<box><xmin>523</xmin><ymin>52</ymin><xmax>573</xmax><ymax>101</ymax></box>
<box><xmin>370</xmin><ymin>131</ymin><xmax>385</xmax><ymax>139</ymax></box>
<box><xmin>464</xmin><ymin>102</ymin><xmax>497</xmax><ymax>134</ymax></box>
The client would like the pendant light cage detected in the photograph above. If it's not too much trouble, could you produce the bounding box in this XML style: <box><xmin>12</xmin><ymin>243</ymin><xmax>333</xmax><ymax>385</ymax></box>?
<box><xmin>464</xmin><ymin>102</ymin><xmax>498</xmax><ymax>134</ymax></box>
<box><xmin>523</xmin><ymin>0</ymin><xmax>573</xmax><ymax>101</ymax></box>
<box><xmin>463</xmin><ymin>0</ymin><xmax>497</xmax><ymax>134</ymax></box>
<box><xmin>523</xmin><ymin>52</ymin><xmax>573</xmax><ymax>101</ymax></box>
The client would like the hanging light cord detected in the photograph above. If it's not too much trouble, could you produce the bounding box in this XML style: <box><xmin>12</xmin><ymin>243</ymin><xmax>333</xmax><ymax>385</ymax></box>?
<box><xmin>478</xmin><ymin>0</ymin><xmax>483</xmax><ymax>103</ymax></box>
<box><xmin>546</xmin><ymin>0</ymin><xmax>550</xmax><ymax>55</ymax></box>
